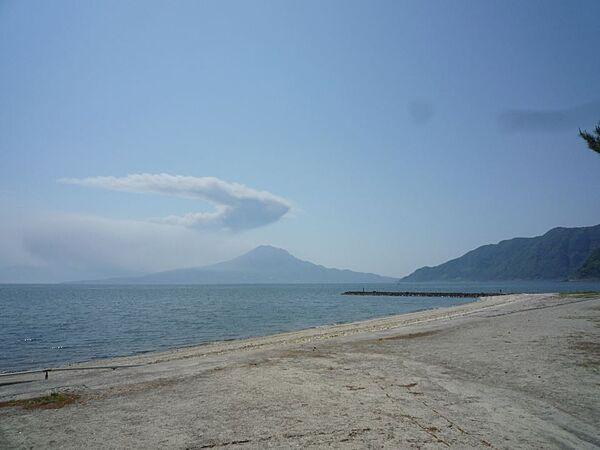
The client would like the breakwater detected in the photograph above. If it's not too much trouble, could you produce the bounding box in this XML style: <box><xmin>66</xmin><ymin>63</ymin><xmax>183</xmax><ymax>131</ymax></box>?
<box><xmin>342</xmin><ymin>291</ymin><xmax>504</xmax><ymax>298</ymax></box>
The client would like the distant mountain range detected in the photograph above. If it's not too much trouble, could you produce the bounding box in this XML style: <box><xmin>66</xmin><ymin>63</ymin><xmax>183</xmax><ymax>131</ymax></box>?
<box><xmin>403</xmin><ymin>224</ymin><xmax>600</xmax><ymax>282</ymax></box>
<box><xmin>75</xmin><ymin>245</ymin><xmax>397</xmax><ymax>284</ymax></box>
<box><xmin>5</xmin><ymin>225</ymin><xmax>600</xmax><ymax>285</ymax></box>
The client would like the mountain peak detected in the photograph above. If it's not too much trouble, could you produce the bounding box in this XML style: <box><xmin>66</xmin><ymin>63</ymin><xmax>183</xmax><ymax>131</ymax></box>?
<box><xmin>232</xmin><ymin>245</ymin><xmax>296</xmax><ymax>267</ymax></box>
<box><xmin>246</xmin><ymin>245</ymin><xmax>292</xmax><ymax>257</ymax></box>
<box><xmin>73</xmin><ymin>244</ymin><xmax>396</xmax><ymax>284</ymax></box>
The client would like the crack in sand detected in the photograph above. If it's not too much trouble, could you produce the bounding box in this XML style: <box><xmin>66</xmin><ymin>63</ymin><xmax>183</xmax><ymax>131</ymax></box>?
<box><xmin>190</xmin><ymin>427</ymin><xmax>372</xmax><ymax>448</ymax></box>
<box><xmin>372</xmin><ymin>379</ymin><xmax>451</xmax><ymax>447</ymax></box>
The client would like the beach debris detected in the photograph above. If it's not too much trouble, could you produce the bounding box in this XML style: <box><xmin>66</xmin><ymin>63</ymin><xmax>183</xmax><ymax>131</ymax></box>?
<box><xmin>0</xmin><ymin>392</ymin><xmax>80</xmax><ymax>411</ymax></box>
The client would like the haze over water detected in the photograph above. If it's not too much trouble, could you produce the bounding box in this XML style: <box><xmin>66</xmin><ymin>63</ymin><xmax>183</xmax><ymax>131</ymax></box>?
<box><xmin>3</xmin><ymin>281</ymin><xmax>600</xmax><ymax>373</ymax></box>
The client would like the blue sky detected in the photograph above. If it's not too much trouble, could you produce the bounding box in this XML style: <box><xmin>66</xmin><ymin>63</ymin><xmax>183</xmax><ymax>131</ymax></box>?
<box><xmin>1</xmin><ymin>0</ymin><xmax>599</xmax><ymax>281</ymax></box>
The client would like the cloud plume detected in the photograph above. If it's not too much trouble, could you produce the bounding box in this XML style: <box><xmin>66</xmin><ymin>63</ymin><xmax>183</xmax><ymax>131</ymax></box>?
<box><xmin>59</xmin><ymin>174</ymin><xmax>292</xmax><ymax>232</ymax></box>
<box><xmin>498</xmin><ymin>101</ymin><xmax>600</xmax><ymax>133</ymax></box>
<box><xmin>0</xmin><ymin>212</ymin><xmax>246</xmax><ymax>282</ymax></box>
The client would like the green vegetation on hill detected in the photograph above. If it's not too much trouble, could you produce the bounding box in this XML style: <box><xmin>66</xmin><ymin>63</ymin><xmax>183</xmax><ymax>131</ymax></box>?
<box><xmin>403</xmin><ymin>224</ymin><xmax>600</xmax><ymax>281</ymax></box>
<box><xmin>573</xmin><ymin>247</ymin><xmax>600</xmax><ymax>280</ymax></box>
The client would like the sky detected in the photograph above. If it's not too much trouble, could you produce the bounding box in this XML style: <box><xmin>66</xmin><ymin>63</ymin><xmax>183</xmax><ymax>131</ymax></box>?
<box><xmin>1</xmin><ymin>0</ymin><xmax>599</xmax><ymax>282</ymax></box>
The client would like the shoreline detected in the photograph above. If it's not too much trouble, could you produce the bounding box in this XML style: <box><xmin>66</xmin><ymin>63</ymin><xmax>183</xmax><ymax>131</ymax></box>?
<box><xmin>1</xmin><ymin>294</ymin><xmax>485</xmax><ymax>377</ymax></box>
<box><xmin>4</xmin><ymin>294</ymin><xmax>510</xmax><ymax>379</ymax></box>
<box><xmin>1</xmin><ymin>292</ymin><xmax>599</xmax><ymax>448</ymax></box>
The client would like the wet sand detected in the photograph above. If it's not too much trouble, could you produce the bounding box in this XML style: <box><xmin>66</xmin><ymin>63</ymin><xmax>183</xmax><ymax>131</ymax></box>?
<box><xmin>1</xmin><ymin>293</ymin><xmax>599</xmax><ymax>449</ymax></box>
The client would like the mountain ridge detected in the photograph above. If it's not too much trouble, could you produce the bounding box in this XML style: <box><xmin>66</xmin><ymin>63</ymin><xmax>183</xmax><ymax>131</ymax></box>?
<box><xmin>73</xmin><ymin>245</ymin><xmax>397</xmax><ymax>284</ymax></box>
<box><xmin>402</xmin><ymin>224</ymin><xmax>600</xmax><ymax>282</ymax></box>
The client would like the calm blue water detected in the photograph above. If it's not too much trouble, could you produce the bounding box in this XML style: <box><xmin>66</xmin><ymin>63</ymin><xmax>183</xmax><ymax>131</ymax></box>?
<box><xmin>1</xmin><ymin>281</ymin><xmax>599</xmax><ymax>373</ymax></box>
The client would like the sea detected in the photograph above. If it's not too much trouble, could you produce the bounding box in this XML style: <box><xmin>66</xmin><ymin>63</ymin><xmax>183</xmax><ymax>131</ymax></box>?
<box><xmin>1</xmin><ymin>280</ymin><xmax>599</xmax><ymax>373</ymax></box>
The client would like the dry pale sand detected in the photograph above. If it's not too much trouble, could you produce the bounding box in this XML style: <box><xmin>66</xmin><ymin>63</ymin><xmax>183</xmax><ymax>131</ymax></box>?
<box><xmin>0</xmin><ymin>293</ymin><xmax>599</xmax><ymax>449</ymax></box>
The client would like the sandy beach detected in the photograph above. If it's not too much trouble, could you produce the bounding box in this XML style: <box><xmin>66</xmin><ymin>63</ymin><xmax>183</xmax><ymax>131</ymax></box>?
<box><xmin>1</xmin><ymin>293</ymin><xmax>599</xmax><ymax>449</ymax></box>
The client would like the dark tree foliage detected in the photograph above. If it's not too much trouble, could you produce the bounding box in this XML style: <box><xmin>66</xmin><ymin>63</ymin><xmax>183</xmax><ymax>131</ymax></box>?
<box><xmin>579</xmin><ymin>122</ymin><xmax>600</xmax><ymax>154</ymax></box>
<box><xmin>574</xmin><ymin>247</ymin><xmax>600</xmax><ymax>280</ymax></box>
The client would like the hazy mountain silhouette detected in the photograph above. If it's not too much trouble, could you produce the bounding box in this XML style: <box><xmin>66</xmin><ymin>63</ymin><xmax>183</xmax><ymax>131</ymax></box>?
<box><xmin>74</xmin><ymin>245</ymin><xmax>396</xmax><ymax>284</ymax></box>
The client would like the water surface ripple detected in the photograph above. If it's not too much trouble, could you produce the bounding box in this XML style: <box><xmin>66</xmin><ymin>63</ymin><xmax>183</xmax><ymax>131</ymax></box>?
<box><xmin>2</xmin><ymin>281</ymin><xmax>599</xmax><ymax>372</ymax></box>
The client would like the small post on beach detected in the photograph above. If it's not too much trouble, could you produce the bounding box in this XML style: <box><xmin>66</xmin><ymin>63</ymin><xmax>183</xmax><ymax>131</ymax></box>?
<box><xmin>44</xmin><ymin>370</ymin><xmax>48</xmax><ymax>380</ymax></box>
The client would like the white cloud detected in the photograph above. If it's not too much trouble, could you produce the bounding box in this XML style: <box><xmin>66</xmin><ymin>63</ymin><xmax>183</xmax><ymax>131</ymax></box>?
<box><xmin>59</xmin><ymin>173</ymin><xmax>292</xmax><ymax>232</ymax></box>
<box><xmin>0</xmin><ymin>175</ymin><xmax>292</xmax><ymax>281</ymax></box>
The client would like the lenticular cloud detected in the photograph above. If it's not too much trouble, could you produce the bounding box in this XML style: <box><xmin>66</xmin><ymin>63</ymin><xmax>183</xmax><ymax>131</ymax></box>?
<box><xmin>59</xmin><ymin>174</ymin><xmax>292</xmax><ymax>232</ymax></box>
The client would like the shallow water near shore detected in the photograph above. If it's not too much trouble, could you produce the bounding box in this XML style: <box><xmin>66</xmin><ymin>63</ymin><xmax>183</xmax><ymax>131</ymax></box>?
<box><xmin>1</xmin><ymin>281</ymin><xmax>599</xmax><ymax>373</ymax></box>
